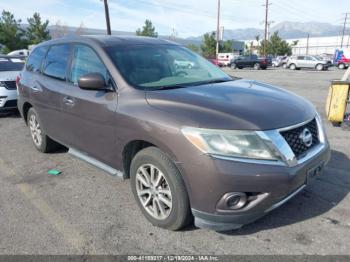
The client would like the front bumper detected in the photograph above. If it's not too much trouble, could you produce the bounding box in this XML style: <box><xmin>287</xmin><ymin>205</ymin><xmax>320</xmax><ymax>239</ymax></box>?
<box><xmin>0</xmin><ymin>86</ymin><xmax>18</xmax><ymax>110</ymax></box>
<box><xmin>188</xmin><ymin>143</ymin><xmax>331</xmax><ymax>231</ymax></box>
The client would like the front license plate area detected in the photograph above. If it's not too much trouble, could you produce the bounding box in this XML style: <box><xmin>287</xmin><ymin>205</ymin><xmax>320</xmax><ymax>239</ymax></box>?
<box><xmin>306</xmin><ymin>162</ymin><xmax>324</xmax><ymax>184</ymax></box>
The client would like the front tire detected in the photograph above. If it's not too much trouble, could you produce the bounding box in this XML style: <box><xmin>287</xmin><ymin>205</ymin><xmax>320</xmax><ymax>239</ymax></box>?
<box><xmin>130</xmin><ymin>147</ymin><xmax>192</xmax><ymax>230</ymax></box>
<box><xmin>338</xmin><ymin>63</ymin><xmax>345</xmax><ymax>70</ymax></box>
<box><xmin>254</xmin><ymin>63</ymin><xmax>260</xmax><ymax>70</ymax></box>
<box><xmin>230</xmin><ymin>63</ymin><xmax>237</xmax><ymax>69</ymax></box>
<box><xmin>27</xmin><ymin>108</ymin><xmax>59</xmax><ymax>153</ymax></box>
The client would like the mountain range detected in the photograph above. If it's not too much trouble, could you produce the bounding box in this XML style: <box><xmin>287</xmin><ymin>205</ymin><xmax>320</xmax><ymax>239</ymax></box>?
<box><xmin>187</xmin><ymin>21</ymin><xmax>344</xmax><ymax>41</ymax></box>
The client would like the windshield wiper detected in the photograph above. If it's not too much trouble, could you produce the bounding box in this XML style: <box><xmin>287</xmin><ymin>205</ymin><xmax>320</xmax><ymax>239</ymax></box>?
<box><xmin>154</xmin><ymin>84</ymin><xmax>190</xmax><ymax>90</ymax></box>
<box><xmin>190</xmin><ymin>78</ymin><xmax>235</xmax><ymax>86</ymax></box>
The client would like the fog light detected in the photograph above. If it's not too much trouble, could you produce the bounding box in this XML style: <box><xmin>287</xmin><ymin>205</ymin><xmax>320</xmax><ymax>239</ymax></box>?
<box><xmin>225</xmin><ymin>192</ymin><xmax>247</xmax><ymax>210</ymax></box>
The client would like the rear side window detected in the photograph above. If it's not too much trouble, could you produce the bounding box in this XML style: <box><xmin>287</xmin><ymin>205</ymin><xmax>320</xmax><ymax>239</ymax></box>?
<box><xmin>26</xmin><ymin>46</ymin><xmax>48</xmax><ymax>72</ymax></box>
<box><xmin>297</xmin><ymin>56</ymin><xmax>305</xmax><ymax>60</ymax></box>
<box><xmin>43</xmin><ymin>44</ymin><xmax>70</xmax><ymax>80</ymax></box>
<box><xmin>70</xmin><ymin>45</ymin><xmax>108</xmax><ymax>85</ymax></box>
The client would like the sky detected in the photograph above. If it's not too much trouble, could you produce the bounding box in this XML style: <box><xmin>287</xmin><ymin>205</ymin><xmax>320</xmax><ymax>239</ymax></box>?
<box><xmin>1</xmin><ymin>0</ymin><xmax>349</xmax><ymax>37</ymax></box>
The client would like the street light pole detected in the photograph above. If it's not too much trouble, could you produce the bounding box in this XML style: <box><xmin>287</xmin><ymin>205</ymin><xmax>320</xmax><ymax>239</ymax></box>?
<box><xmin>103</xmin><ymin>0</ymin><xmax>112</xmax><ymax>35</ymax></box>
<box><xmin>216</xmin><ymin>0</ymin><xmax>221</xmax><ymax>58</ymax></box>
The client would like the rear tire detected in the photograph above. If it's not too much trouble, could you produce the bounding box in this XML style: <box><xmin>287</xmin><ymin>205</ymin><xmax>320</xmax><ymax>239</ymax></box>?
<box><xmin>130</xmin><ymin>147</ymin><xmax>192</xmax><ymax>230</ymax></box>
<box><xmin>254</xmin><ymin>63</ymin><xmax>260</xmax><ymax>70</ymax></box>
<box><xmin>316</xmin><ymin>64</ymin><xmax>324</xmax><ymax>71</ymax></box>
<box><xmin>27</xmin><ymin>108</ymin><xmax>60</xmax><ymax>153</ymax></box>
<box><xmin>230</xmin><ymin>63</ymin><xmax>237</xmax><ymax>69</ymax></box>
<box><xmin>289</xmin><ymin>63</ymin><xmax>297</xmax><ymax>70</ymax></box>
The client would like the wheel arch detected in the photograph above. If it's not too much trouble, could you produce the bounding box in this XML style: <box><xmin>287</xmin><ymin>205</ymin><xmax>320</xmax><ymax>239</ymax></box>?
<box><xmin>22</xmin><ymin>102</ymin><xmax>33</xmax><ymax>124</ymax></box>
<box><xmin>122</xmin><ymin>140</ymin><xmax>156</xmax><ymax>179</ymax></box>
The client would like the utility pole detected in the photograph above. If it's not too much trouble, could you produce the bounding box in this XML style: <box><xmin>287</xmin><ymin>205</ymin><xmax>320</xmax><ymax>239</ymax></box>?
<box><xmin>306</xmin><ymin>33</ymin><xmax>310</xmax><ymax>55</ymax></box>
<box><xmin>216</xmin><ymin>0</ymin><xmax>221</xmax><ymax>58</ymax></box>
<box><xmin>341</xmin><ymin>13</ymin><xmax>349</xmax><ymax>48</ymax></box>
<box><xmin>263</xmin><ymin>0</ymin><xmax>271</xmax><ymax>56</ymax></box>
<box><xmin>102</xmin><ymin>0</ymin><xmax>112</xmax><ymax>35</ymax></box>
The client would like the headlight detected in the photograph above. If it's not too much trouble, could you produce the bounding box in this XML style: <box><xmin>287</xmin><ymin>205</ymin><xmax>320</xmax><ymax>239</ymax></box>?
<box><xmin>181</xmin><ymin>127</ymin><xmax>282</xmax><ymax>161</ymax></box>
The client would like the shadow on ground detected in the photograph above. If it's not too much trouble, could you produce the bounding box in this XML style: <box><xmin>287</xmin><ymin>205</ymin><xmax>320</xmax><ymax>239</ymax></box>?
<box><xmin>218</xmin><ymin>149</ymin><xmax>349</xmax><ymax>235</ymax></box>
<box><xmin>0</xmin><ymin>109</ymin><xmax>20</xmax><ymax>118</ymax></box>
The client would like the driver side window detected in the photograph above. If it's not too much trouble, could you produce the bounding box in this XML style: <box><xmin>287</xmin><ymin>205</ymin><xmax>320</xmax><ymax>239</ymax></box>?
<box><xmin>70</xmin><ymin>45</ymin><xmax>109</xmax><ymax>85</ymax></box>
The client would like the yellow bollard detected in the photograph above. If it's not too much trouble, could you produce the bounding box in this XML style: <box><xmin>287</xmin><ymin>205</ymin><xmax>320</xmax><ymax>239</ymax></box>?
<box><xmin>326</xmin><ymin>80</ymin><xmax>349</xmax><ymax>124</ymax></box>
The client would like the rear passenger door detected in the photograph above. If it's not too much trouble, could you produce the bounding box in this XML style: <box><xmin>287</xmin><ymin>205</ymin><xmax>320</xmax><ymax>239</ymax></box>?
<box><xmin>61</xmin><ymin>44</ymin><xmax>118</xmax><ymax>167</ymax></box>
<box><xmin>296</xmin><ymin>56</ymin><xmax>306</xmax><ymax>67</ymax></box>
<box><xmin>32</xmin><ymin>44</ymin><xmax>71</xmax><ymax>142</ymax></box>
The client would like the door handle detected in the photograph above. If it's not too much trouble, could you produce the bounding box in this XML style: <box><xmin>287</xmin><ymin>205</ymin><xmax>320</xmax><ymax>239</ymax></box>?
<box><xmin>63</xmin><ymin>96</ymin><xmax>75</xmax><ymax>106</ymax></box>
<box><xmin>31</xmin><ymin>86</ymin><xmax>39</xmax><ymax>92</ymax></box>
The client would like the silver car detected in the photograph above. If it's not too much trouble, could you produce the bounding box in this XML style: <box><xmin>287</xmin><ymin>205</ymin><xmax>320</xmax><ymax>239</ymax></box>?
<box><xmin>287</xmin><ymin>55</ymin><xmax>329</xmax><ymax>71</ymax></box>
<box><xmin>0</xmin><ymin>56</ymin><xmax>25</xmax><ymax>111</ymax></box>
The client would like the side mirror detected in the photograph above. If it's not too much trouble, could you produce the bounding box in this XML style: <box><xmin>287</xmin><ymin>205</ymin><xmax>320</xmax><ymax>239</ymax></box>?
<box><xmin>78</xmin><ymin>72</ymin><xmax>106</xmax><ymax>90</ymax></box>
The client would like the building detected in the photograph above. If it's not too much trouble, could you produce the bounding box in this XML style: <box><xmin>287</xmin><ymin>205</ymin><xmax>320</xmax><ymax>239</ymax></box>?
<box><xmin>243</xmin><ymin>35</ymin><xmax>350</xmax><ymax>56</ymax></box>
<box><xmin>287</xmin><ymin>35</ymin><xmax>350</xmax><ymax>56</ymax></box>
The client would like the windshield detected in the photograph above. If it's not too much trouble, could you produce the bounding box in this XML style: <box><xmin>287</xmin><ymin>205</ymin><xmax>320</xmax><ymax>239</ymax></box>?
<box><xmin>0</xmin><ymin>59</ymin><xmax>25</xmax><ymax>71</ymax></box>
<box><xmin>106</xmin><ymin>45</ymin><xmax>232</xmax><ymax>89</ymax></box>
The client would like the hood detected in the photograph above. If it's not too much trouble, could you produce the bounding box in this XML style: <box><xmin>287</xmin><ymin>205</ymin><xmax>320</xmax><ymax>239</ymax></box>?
<box><xmin>0</xmin><ymin>71</ymin><xmax>21</xmax><ymax>81</ymax></box>
<box><xmin>146</xmin><ymin>79</ymin><xmax>316</xmax><ymax>130</ymax></box>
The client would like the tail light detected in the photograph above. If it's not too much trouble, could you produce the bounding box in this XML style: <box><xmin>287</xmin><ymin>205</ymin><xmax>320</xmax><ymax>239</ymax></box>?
<box><xmin>16</xmin><ymin>75</ymin><xmax>21</xmax><ymax>86</ymax></box>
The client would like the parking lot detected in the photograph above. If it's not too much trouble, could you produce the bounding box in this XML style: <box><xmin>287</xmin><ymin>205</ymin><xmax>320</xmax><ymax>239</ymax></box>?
<box><xmin>0</xmin><ymin>68</ymin><xmax>349</xmax><ymax>255</ymax></box>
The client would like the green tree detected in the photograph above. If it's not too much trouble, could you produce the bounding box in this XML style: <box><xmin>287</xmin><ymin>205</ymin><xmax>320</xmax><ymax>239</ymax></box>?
<box><xmin>136</xmin><ymin>19</ymin><xmax>158</xmax><ymax>37</ymax></box>
<box><xmin>259</xmin><ymin>31</ymin><xmax>292</xmax><ymax>56</ymax></box>
<box><xmin>0</xmin><ymin>10</ymin><xmax>25</xmax><ymax>51</ymax></box>
<box><xmin>26</xmin><ymin>12</ymin><xmax>51</xmax><ymax>44</ymax></box>
<box><xmin>220</xmin><ymin>40</ymin><xmax>233</xmax><ymax>52</ymax></box>
<box><xmin>200</xmin><ymin>32</ymin><xmax>216</xmax><ymax>58</ymax></box>
<box><xmin>186</xmin><ymin>43</ymin><xmax>200</xmax><ymax>53</ymax></box>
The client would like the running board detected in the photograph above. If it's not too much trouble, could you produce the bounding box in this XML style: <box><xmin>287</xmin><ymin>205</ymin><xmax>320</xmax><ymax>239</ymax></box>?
<box><xmin>68</xmin><ymin>148</ymin><xmax>123</xmax><ymax>178</ymax></box>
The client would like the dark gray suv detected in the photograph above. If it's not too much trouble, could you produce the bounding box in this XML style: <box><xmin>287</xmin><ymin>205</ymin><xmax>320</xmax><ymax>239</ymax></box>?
<box><xmin>17</xmin><ymin>36</ymin><xmax>330</xmax><ymax>231</ymax></box>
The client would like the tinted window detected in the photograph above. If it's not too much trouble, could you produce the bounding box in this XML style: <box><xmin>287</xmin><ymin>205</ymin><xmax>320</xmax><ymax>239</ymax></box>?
<box><xmin>0</xmin><ymin>59</ymin><xmax>24</xmax><ymax>71</ymax></box>
<box><xmin>70</xmin><ymin>45</ymin><xmax>108</xmax><ymax>85</ymax></box>
<box><xmin>297</xmin><ymin>56</ymin><xmax>305</xmax><ymax>60</ymax></box>
<box><xmin>26</xmin><ymin>46</ymin><xmax>48</xmax><ymax>72</ymax></box>
<box><xmin>43</xmin><ymin>44</ymin><xmax>70</xmax><ymax>80</ymax></box>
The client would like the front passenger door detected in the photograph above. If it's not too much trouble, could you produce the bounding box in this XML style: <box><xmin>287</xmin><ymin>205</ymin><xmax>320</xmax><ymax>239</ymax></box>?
<box><xmin>61</xmin><ymin>44</ymin><xmax>118</xmax><ymax>167</ymax></box>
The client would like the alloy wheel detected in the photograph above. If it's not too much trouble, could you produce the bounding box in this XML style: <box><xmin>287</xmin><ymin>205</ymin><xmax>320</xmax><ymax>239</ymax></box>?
<box><xmin>29</xmin><ymin>114</ymin><xmax>42</xmax><ymax>147</ymax></box>
<box><xmin>135</xmin><ymin>164</ymin><xmax>173</xmax><ymax>220</ymax></box>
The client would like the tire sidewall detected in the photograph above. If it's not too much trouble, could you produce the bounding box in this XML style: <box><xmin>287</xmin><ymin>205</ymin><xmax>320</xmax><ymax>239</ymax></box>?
<box><xmin>130</xmin><ymin>147</ymin><xmax>190</xmax><ymax>230</ymax></box>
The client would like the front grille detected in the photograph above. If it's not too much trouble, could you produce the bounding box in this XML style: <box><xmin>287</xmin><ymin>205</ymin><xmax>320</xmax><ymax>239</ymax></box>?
<box><xmin>280</xmin><ymin>119</ymin><xmax>319</xmax><ymax>159</ymax></box>
<box><xmin>1</xmin><ymin>81</ymin><xmax>17</xmax><ymax>90</ymax></box>
<box><xmin>3</xmin><ymin>100</ymin><xmax>17</xmax><ymax>108</ymax></box>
